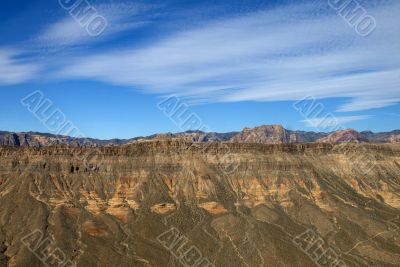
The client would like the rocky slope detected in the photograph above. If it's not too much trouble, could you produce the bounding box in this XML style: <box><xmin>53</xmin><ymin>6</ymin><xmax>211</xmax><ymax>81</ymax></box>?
<box><xmin>316</xmin><ymin>129</ymin><xmax>367</xmax><ymax>143</ymax></box>
<box><xmin>361</xmin><ymin>130</ymin><xmax>400</xmax><ymax>143</ymax></box>
<box><xmin>0</xmin><ymin>125</ymin><xmax>400</xmax><ymax>147</ymax></box>
<box><xmin>229</xmin><ymin>125</ymin><xmax>327</xmax><ymax>143</ymax></box>
<box><xmin>1</xmin><ymin>125</ymin><xmax>398</xmax><ymax>147</ymax></box>
<box><xmin>0</xmin><ymin>132</ymin><xmax>125</xmax><ymax>147</ymax></box>
<box><xmin>0</xmin><ymin>131</ymin><xmax>237</xmax><ymax>148</ymax></box>
<box><xmin>0</xmin><ymin>141</ymin><xmax>399</xmax><ymax>266</ymax></box>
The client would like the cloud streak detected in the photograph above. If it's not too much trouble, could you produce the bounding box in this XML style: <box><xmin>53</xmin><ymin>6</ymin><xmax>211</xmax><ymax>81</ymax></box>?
<box><xmin>55</xmin><ymin>1</ymin><xmax>400</xmax><ymax>111</ymax></box>
<box><xmin>34</xmin><ymin>2</ymin><xmax>155</xmax><ymax>50</ymax></box>
<box><xmin>302</xmin><ymin>115</ymin><xmax>372</xmax><ymax>128</ymax></box>
<box><xmin>3</xmin><ymin>1</ymin><xmax>399</xmax><ymax>113</ymax></box>
<box><xmin>0</xmin><ymin>49</ymin><xmax>42</xmax><ymax>85</ymax></box>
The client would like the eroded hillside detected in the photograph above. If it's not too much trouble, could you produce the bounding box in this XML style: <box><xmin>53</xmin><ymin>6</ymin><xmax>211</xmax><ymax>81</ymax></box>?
<box><xmin>0</xmin><ymin>141</ymin><xmax>399</xmax><ymax>267</ymax></box>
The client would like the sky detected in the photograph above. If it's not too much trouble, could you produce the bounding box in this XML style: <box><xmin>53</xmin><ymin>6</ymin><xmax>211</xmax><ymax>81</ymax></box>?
<box><xmin>0</xmin><ymin>0</ymin><xmax>399</xmax><ymax>139</ymax></box>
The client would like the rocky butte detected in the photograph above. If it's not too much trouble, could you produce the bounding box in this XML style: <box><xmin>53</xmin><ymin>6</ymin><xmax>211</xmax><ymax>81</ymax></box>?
<box><xmin>1</xmin><ymin>125</ymin><xmax>400</xmax><ymax>147</ymax></box>
<box><xmin>0</xmin><ymin>126</ymin><xmax>399</xmax><ymax>266</ymax></box>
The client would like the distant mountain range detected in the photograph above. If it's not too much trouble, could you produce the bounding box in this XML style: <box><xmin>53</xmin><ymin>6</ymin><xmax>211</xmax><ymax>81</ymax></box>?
<box><xmin>1</xmin><ymin>125</ymin><xmax>400</xmax><ymax>147</ymax></box>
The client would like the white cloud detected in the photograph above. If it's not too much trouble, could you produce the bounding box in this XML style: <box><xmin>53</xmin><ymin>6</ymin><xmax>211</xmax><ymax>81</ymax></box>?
<box><xmin>35</xmin><ymin>2</ymin><xmax>153</xmax><ymax>48</ymax></box>
<box><xmin>0</xmin><ymin>49</ymin><xmax>41</xmax><ymax>85</ymax></box>
<box><xmin>55</xmin><ymin>1</ymin><xmax>400</xmax><ymax>111</ymax></box>
<box><xmin>0</xmin><ymin>2</ymin><xmax>157</xmax><ymax>87</ymax></box>
<box><xmin>3</xmin><ymin>1</ymin><xmax>399</xmax><ymax>114</ymax></box>
<box><xmin>302</xmin><ymin>115</ymin><xmax>372</xmax><ymax>128</ymax></box>
<box><xmin>36</xmin><ymin>17</ymin><xmax>90</xmax><ymax>47</ymax></box>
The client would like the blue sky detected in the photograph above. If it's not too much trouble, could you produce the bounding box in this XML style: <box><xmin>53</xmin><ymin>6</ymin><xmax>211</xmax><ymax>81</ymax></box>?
<box><xmin>0</xmin><ymin>0</ymin><xmax>399</xmax><ymax>139</ymax></box>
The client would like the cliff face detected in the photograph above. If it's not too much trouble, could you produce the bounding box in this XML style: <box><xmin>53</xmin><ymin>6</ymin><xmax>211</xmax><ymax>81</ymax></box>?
<box><xmin>317</xmin><ymin>129</ymin><xmax>367</xmax><ymax>143</ymax></box>
<box><xmin>361</xmin><ymin>130</ymin><xmax>400</xmax><ymax>143</ymax></box>
<box><xmin>0</xmin><ymin>132</ymin><xmax>120</xmax><ymax>147</ymax></box>
<box><xmin>230</xmin><ymin>125</ymin><xmax>293</xmax><ymax>143</ymax></box>
<box><xmin>0</xmin><ymin>142</ymin><xmax>399</xmax><ymax>267</ymax></box>
<box><xmin>1</xmin><ymin>126</ymin><xmax>399</xmax><ymax>148</ymax></box>
<box><xmin>229</xmin><ymin>126</ymin><xmax>400</xmax><ymax>144</ymax></box>
<box><xmin>229</xmin><ymin>125</ymin><xmax>328</xmax><ymax>144</ymax></box>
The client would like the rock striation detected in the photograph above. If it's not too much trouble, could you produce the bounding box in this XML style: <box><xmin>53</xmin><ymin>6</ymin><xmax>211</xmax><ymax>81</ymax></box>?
<box><xmin>0</xmin><ymin>141</ymin><xmax>399</xmax><ymax>266</ymax></box>
<box><xmin>1</xmin><ymin>125</ymin><xmax>399</xmax><ymax>148</ymax></box>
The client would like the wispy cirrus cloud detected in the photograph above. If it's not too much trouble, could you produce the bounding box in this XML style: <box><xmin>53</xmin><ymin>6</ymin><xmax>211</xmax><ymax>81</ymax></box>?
<box><xmin>36</xmin><ymin>16</ymin><xmax>90</xmax><ymax>47</ymax></box>
<box><xmin>2</xmin><ymin>0</ymin><xmax>399</xmax><ymax>114</ymax></box>
<box><xmin>0</xmin><ymin>1</ymin><xmax>158</xmax><ymax>85</ymax></box>
<box><xmin>0</xmin><ymin>49</ymin><xmax>42</xmax><ymax>85</ymax></box>
<box><xmin>34</xmin><ymin>2</ymin><xmax>155</xmax><ymax>49</ymax></box>
<box><xmin>56</xmin><ymin>1</ymin><xmax>400</xmax><ymax>111</ymax></box>
<box><xmin>302</xmin><ymin>115</ymin><xmax>372</xmax><ymax>128</ymax></box>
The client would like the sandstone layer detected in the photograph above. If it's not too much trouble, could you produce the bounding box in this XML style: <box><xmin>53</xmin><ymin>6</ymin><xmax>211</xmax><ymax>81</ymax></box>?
<box><xmin>0</xmin><ymin>141</ymin><xmax>399</xmax><ymax>266</ymax></box>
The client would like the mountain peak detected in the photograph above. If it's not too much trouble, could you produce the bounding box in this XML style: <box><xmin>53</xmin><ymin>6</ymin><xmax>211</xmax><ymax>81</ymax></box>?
<box><xmin>317</xmin><ymin>129</ymin><xmax>366</xmax><ymax>143</ymax></box>
<box><xmin>0</xmin><ymin>125</ymin><xmax>399</xmax><ymax>147</ymax></box>
<box><xmin>232</xmin><ymin>124</ymin><xmax>289</xmax><ymax>144</ymax></box>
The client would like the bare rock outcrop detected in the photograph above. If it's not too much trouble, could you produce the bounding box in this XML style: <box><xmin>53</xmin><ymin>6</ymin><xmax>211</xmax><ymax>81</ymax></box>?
<box><xmin>0</xmin><ymin>141</ymin><xmax>399</xmax><ymax>266</ymax></box>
